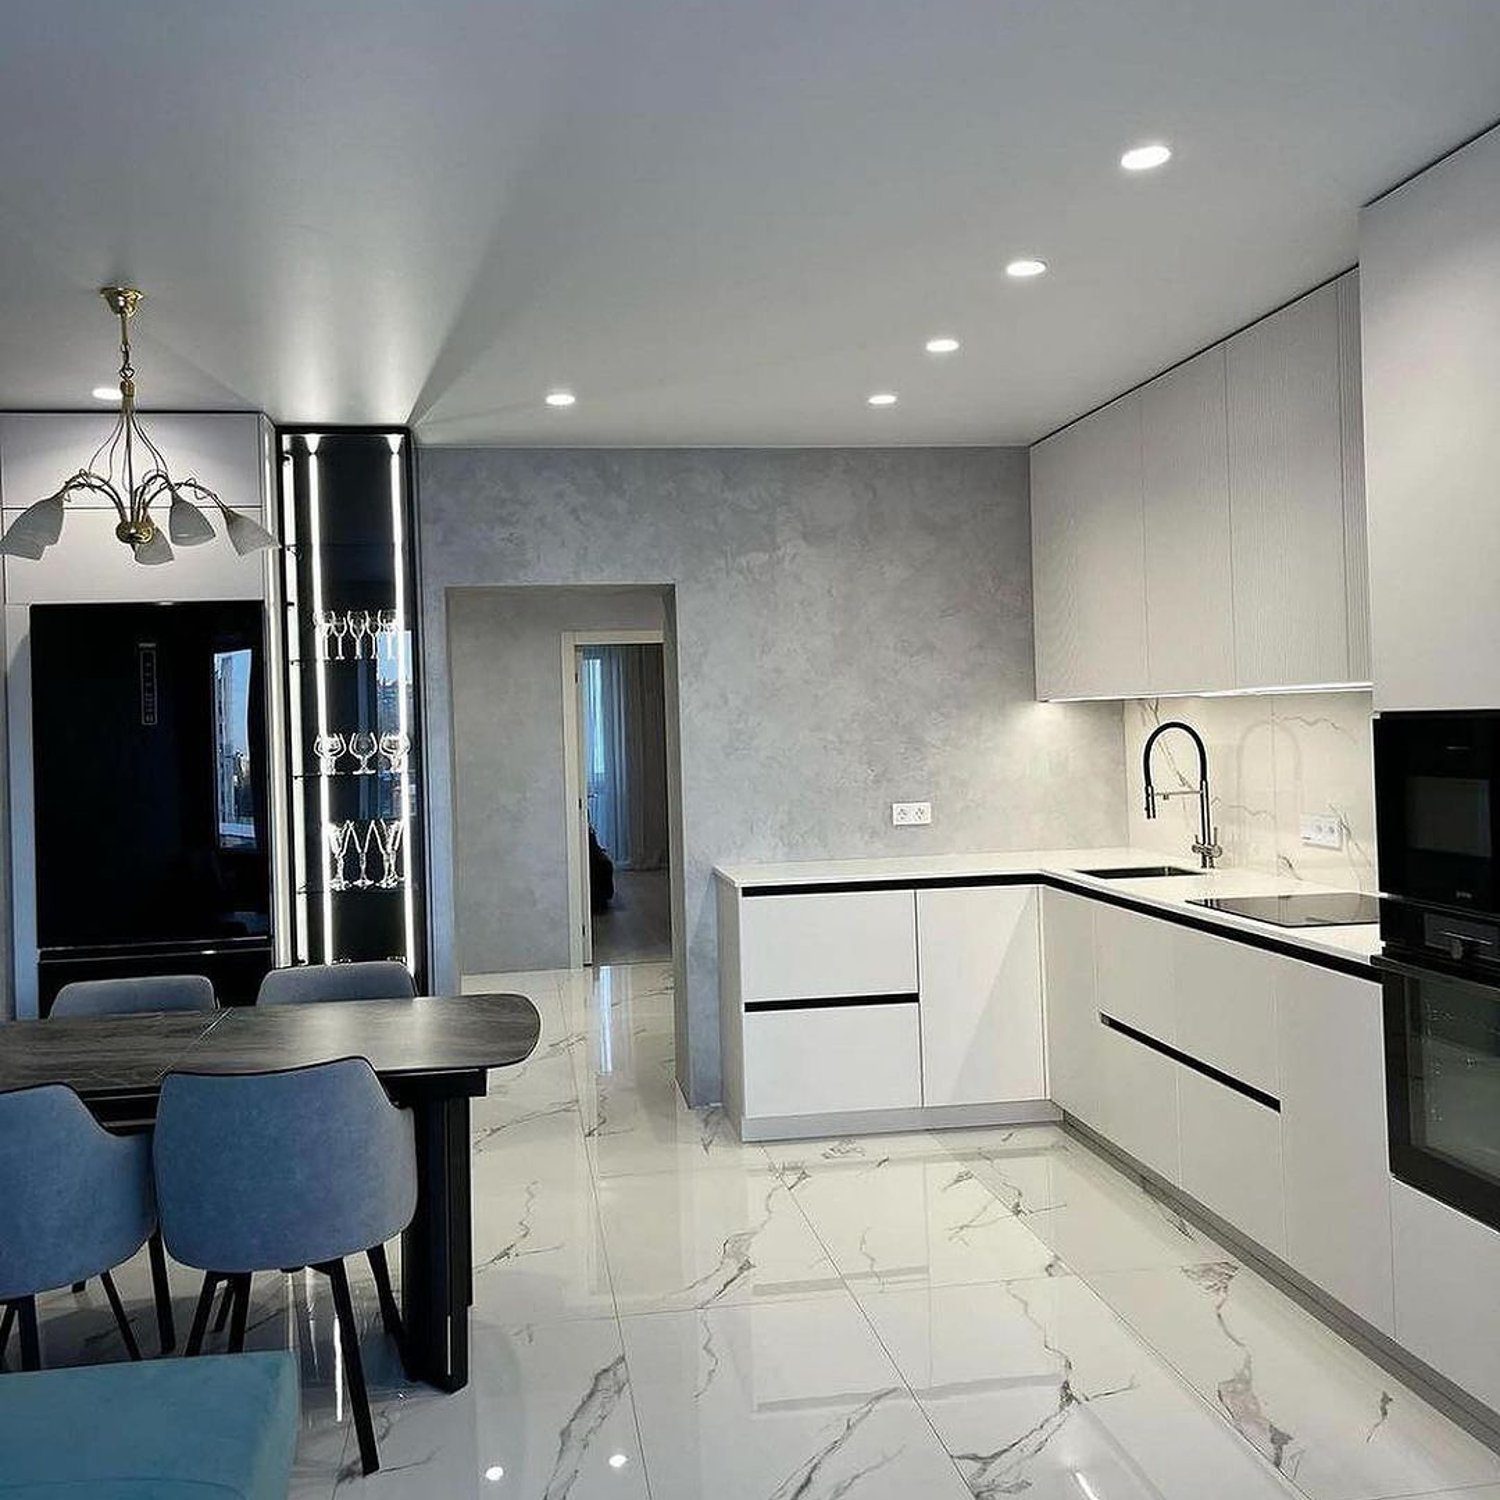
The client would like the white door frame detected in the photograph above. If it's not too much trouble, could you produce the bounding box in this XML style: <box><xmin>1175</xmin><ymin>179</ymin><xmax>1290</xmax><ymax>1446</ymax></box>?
<box><xmin>561</xmin><ymin>629</ymin><xmax>666</xmax><ymax>968</ymax></box>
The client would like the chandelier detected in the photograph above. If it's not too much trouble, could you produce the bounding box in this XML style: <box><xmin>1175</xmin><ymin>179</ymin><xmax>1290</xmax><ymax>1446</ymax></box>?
<box><xmin>0</xmin><ymin>287</ymin><xmax>277</xmax><ymax>566</ymax></box>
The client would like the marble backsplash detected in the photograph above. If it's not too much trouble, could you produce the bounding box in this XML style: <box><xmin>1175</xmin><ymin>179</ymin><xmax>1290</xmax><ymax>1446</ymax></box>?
<box><xmin>1122</xmin><ymin>691</ymin><xmax>1377</xmax><ymax>892</ymax></box>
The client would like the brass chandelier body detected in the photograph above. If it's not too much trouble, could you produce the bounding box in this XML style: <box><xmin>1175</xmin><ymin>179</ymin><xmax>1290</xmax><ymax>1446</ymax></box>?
<box><xmin>0</xmin><ymin>287</ymin><xmax>276</xmax><ymax>565</ymax></box>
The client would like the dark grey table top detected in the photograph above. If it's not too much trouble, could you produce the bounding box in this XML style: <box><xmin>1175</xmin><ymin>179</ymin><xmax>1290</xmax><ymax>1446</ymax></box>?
<box><xmin>0</xmin><ymin>993</ymin><xmax>541</xmax><ymax>1102</ymax></box>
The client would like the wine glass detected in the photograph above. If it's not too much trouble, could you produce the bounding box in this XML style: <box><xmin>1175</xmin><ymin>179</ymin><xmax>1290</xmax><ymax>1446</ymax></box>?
<box><xmin>349</xmin><ymin>732</ymin><xmax>380</xmax><ymax>776</ymax></box>
<box><xmin>379</xmin><ymin>731</ymin><xmax>409</xmax><ymax>775</ymax></box>
<box><xmin>312</xmin><ymin>732</ymin><xmax>346</xmax><ymax>776</ymax></box>
<box><xmin>326</xmin><ymin>613</ymin><xmax>349</xmax><ymax>661</ymax></box>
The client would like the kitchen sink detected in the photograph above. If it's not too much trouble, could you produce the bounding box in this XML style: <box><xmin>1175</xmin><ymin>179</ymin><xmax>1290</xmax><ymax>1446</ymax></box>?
<box><xmin>1077</xmin><ymin>864</ymin><xmax>1200</xmax><ymax>879</ymax></box>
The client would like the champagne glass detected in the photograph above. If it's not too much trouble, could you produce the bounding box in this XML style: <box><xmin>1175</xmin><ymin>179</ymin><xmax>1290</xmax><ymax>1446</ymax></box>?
<box><xmin>375</xmin><ymin>819</ymin><xmax>404</xmax><ymax>888</ymax></box>
<box><xmin>325</xmin><ymin>821</ymin><xmax>354</xmax><ymax>891</ymax></box>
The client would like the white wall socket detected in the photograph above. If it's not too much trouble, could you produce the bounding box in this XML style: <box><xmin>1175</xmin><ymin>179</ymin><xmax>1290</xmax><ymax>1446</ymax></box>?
<box><xmin>1300</xmin><ymin>813</ymin><xmax>1343</xmax><ymax>850</ymax></box>
<box><xmin>892</xmin><ymin>801</ymin><xmax>932</xmax><ymax>827</ymax></box>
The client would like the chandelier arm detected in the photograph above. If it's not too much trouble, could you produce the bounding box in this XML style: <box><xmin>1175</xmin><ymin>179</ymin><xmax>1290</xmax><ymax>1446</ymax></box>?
<box><xmin>64</xmin><ymin>472</ymin><xmax>129</xmax><ymax>522</ymax></box>
<box><xmin>86</xmin><ymin>409</ymin><xmax>125</xmax><ymax>476</ymax></box>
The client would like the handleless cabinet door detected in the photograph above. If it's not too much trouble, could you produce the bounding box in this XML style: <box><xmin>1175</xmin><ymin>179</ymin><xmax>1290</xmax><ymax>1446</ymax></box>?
<box><xmin>1278</xmin><ymin>962</ymin><xmax>1393</xmax><ymax>1334</ymax></box>
<box><xmin>1142</xmin><ymin>346</ymin><xmax>1235</xmax><ymax>693</ymax></box>
<box><xmin>1171</xmin><ymin>926</ymin><xmax>1278</xmax><ymax>1096</ymax></box>
<box><xmin>917</xmin><ymin>885</ymin><xmax>1043</xmax><ymax>1107</ymax></box>
<box><xmin>1043</xmin><ymin>889</ymin><xmax>1102</xmax><ymax>1128</ymax></box>
<box><xmin>739</xmin><ymin>890</ymin><xmax>917</xmax><ymax>1003</ymax></box>
<box><xmin>1030</xmin><ymin>394</ymin><xmax>1148</xmax><ymax>700</ymax></box>
<box><xmin>1227</xmin><ymin>282</ymin><xmax>1351</xmax><ymax>688</ymax></box>
<box><xmin>1092</xmin><ymin>903</ymin><xmax>1175</xmax><ymax>1042</ymax></box>
<box><xmin>1337</xmin><ymin>271</ymin><xmax>1371</xmax><ymax>685</ymax></box>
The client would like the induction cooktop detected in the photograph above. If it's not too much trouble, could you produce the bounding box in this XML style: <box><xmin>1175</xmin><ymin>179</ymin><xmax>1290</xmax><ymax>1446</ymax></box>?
<box><xmin>1187</xmin><ymin>892</ymin><xmax>1380</xmax><ymax>928</ymax></box>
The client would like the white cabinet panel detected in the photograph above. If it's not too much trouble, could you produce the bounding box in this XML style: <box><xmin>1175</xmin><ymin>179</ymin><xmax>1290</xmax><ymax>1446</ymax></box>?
<box><xmin>1337</xmin><ymin>271</ymin><xmax>1371</xmax><ymax>685</ymax></box>
<box><xmin>742</xmin><ymin>1003</ymin><xmax>922</xmax><ymax>1118</ymax></box>
<box><xmin>1098</xmin><ymin>1019</ymin><xmax>1180</xmax><ymax>1184</ymax></box>
<box><xmin>1141</xmin><ymin>346</ymin><xmax>1235</xmax><ymax>693</ymax></box>
<box><xmin>1360</xmin><ymin>130</ymin><xmax>1500</xmax><ymax>710</ymax></box>
<box><xmin>1171</xmin><ymin>926</ymin><xmax>1278</xmax><ymax>1096</ymax></box>
<box><xmin>1227</xmin><ymin>282</ymin><xmax>1351</xmax><ymax>687</ymax></box>
<box><xmin>1279</xmin><ymin>964</ymin><xmax>1393</xmax><ymax>1333</ymax></box>
<box><xmin>918</xmin><ymin>885</ymin><xmax>1043</xmax><ymax>1107</ymax></box>
<box><xmin>739</xmin><ymin>890</ymin><xmax>916</xmax><ymax>1003</ymax></box>
<box><xmin>1043</xmin><ymin>889</ymin><xmax>1102</xmax><ymax>1127</ymax></box>
<box><xmin>1030</xmin><ymin>394</ymin><xmax>1147</xmax><ymax>700</ymax></box>
<box><xmin>1392</xmin><ymin>1180</ymin><xmax>1500</xmax><ymax>1411</ymax></box>
<box><xmin>1178</xmin><ymin>1069</ymin><xmax>1285</xmax><ymax>1255</ymax></box>
<box><xmin>1093</xmin><ymin>903</ymin><xmax>1174</xmax><ymax>1041</ymax></box>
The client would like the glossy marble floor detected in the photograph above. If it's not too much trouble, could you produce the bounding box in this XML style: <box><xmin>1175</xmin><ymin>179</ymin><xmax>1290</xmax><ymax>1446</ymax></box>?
<box><xmin>27</xmin><ymin>960</ymin><xmax>1500</xmax><ymax>1500</ymax></box>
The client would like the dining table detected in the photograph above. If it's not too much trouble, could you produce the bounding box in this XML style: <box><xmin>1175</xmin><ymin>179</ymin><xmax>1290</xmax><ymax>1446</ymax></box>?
<box><xmin>0</xmin><ymin>991</ymin><xmax>541</xmax><ymax>1393</ymax></box>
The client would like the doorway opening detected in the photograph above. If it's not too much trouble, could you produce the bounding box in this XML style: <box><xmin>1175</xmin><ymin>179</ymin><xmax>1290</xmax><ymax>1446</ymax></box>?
<box><xmin>564</xmin><ymin>632</ymin><xmax>672</xmax><ymax>966</ymax></box>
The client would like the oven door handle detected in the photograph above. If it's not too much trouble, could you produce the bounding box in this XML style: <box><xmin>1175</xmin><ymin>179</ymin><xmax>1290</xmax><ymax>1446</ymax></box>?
<box><xmin>1374</xmin><ymin>952</ymin><xmax>1500</xmax><ymax>988</ymax></box>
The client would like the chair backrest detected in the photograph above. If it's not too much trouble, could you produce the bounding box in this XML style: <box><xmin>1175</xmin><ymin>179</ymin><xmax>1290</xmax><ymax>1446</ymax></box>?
<box><xmin>255</xmin><ymin>961</ymin><xmax>415</xmax><ymax>1007</ymax></box>
<box><xmin>153</xmin><ymin>1058</ymin><xmax>417</xmax><ymax>1273</ymax></box>
<box><xmin>50</xmin><ymin>973</ymin><xmax>217</xmax><ymax>1019</ymax></box>
<box><xmin>0</xmin><ymin>1085</ymin><xmax>155</xmax><ymax>1300</ymax></box>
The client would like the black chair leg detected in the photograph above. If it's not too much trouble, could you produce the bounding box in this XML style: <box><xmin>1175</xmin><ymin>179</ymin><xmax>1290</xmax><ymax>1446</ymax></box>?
<box><xmin>367</xmin><ymin>1243</ymin><xmax>405</xmax><ymax>1356</ymax></box>
<box><xmin>17</xmin><ymin>1297</ymin><xmax>40</xmax><ymax>1372</ymax></box>
<box><xmin>322</xmin><ymin>1259</ymin><xmax>379</xmax><ymax>1475</ymax></box>
<box><xmin>147</xmin><ymin>1231</ymin><xmax>176</xmax><ymax>1354</ymax></box>
<box><xmin>99</xmin><ymin>1271</ymin><xmax>143</xmax><ymax>1362</ymax></box>
<box><xmin>211</xmin><ymin>1278</ymin><xmax>236</xmax><ymax>1335</ymax></box>
<box><xmin>226</xmin><ymin>1273</ymin><xmax>252</xmax><ymax>1355</ymax></box>
<box><xmin>70</xmin><ymin>1282</ymin><xmax>86</xmax><ymax>1295</ymax></box>
<box><xmin>184</xmin><ymin>1274</ymin><xmax>221</xmax><ymax>1357</ymax></box>
<box><xmin>0</xmin><ymin>1301</ymin><xmax>15</xmax><ymax>1363</ymax></box>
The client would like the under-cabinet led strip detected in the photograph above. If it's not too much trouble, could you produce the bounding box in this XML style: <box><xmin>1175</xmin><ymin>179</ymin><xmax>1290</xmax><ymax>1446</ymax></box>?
<box><xmin>387</xmin><ymin>433</ymin><xmax>417</xmax><ymax>971</ymax></box>
<box><xmin>281</xmin><ymin>441</ymin><xmax>310</xmax><ymax>962</ymax></box>
<box><xmin>305</xmin><ymin>435</ymin><xmax>335</xmax><ymax>963</ymax></box>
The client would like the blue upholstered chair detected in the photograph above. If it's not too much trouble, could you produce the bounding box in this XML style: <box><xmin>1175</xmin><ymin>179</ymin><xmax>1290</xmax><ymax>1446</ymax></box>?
<box><xmin>256</xmin><ymin>960</ymin><xmax>414</xmax><ymax>1006</ymax></box>
<box><xmin>47</xmin><ymin>972</ymin><xmax>217</xmax><ymax>1353</ymax></box>
<box><xmin>51</xmin><ymin>973</ymin><xmax>217</xmax><ymax>1018</ymax></box>
<box><xmin>153</xmin><ymin>1057</ymin><xmax>418</xmax><ymax>1476</ymax></box>
<box><xmin>0</xmin><ymin>1084</ymin><xmax>156</xmax><ymax>1372</ymax></box>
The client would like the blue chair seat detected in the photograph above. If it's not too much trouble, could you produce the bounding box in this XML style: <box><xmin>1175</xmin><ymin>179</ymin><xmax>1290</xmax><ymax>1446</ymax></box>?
<box><xmin>0</xmin><ymin>1351</ymin><xmax>297</xmax><ymax>1500</ymax></box>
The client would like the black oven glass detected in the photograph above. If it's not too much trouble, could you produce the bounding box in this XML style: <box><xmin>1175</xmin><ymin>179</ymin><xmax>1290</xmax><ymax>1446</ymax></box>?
<box><xmin>1407</xmin><ymin>776</ymin><xmax>1493</xmax><ymax>859</ymax></box>
<box><xmin>1387</xmin><ymin>961</ymin><xmax>1500</xmax><ymax>1226</ymax></box>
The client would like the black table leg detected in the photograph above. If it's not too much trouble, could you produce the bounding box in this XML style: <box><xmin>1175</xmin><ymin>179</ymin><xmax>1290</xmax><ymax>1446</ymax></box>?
<box><xmin>400</xmin><ymin>1094</ymin><xmax>472</xmax><ymax>1392</ymax></box>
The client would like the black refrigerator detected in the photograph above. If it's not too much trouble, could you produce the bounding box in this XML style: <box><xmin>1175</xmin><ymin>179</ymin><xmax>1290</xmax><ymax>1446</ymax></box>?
<box><xmin>30</xmin><ymin>600</ymin><xmax>275</xmax><ymax>1014</ymax></box>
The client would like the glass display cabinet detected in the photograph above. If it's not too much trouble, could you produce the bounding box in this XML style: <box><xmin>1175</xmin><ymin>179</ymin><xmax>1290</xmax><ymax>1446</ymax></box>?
<box><xmin>275</xmin><ymin>428</ymin><xmax>427</xmax><ymax>987</ymax></box>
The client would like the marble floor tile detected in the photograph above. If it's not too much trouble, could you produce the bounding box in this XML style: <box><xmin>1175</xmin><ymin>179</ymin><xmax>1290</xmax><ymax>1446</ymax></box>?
<box><xmin>1087</xmin><ymin>1261</ymin><xmax>1500</xmax><ymax>1500</ymax></box>
<box><xmin>620</xmin><ymin>1292</ymin><xmax>972</xmax><ymax>1500</ymax></box>
<box><xmin>761</xmin><ymin>1127</ymin><xmax>958</xmax><ymax>1177</ymax></box>
<box><xmin>332</xmin><ymin>1315</ymin><xmax>650</xmax><ymax>1499</ymax></box>
<box><xmin>855</xmin><ymin>1274</ymin><xmax>1303</xmax><ymax>1499</ymax></box>
<box><xmin>596</xmin><ymin>1166</ymin><xmax>844</xmax><ymax>1313</ymax></box>
<box><xmin>786</xmin><ymin>1152</ymin><xmax>1064</xmax><ymax>1292</ymax></box>
<box><xmin>581</xmin><ymin>1075</ymin><xmax>773</xmax><ymax>1179</ymax></box>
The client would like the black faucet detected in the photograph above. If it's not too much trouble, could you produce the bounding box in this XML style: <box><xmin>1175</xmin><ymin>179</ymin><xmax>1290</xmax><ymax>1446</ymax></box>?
<box><xmin>1142</xmin><ymin>719</ymin><xmax>1222</xmax><ymax>870</ymax></box>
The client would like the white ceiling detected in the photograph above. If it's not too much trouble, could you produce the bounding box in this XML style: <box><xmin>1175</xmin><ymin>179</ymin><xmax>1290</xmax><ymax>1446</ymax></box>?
<box><xmin>1</xmin><ymin>1</ymin><xmax>1498</xmax><ymax>447</ymax></box>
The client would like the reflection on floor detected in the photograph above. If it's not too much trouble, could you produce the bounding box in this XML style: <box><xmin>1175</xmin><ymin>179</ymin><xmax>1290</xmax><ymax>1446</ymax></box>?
<box><xmin>23</xmin><ymin>961</ymin><xmax>1500</xmax><ymax>1499</ymax></box>
<box><xmin>592</xmin><ymin>868</ymin><xmax>671</xmax><ymax>965</ymax></box>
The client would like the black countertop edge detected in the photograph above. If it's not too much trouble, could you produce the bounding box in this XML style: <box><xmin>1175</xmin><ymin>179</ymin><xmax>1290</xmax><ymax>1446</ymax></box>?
<box><xmin>737</xmin><ymin>870</ymin><xmax>1378</xmax><ymax>982</ymax></box>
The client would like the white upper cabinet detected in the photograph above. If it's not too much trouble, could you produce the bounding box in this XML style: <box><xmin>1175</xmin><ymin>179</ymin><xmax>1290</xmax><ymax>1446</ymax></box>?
<box><xmin>1142</xmin><ymin>346</ymin><xmax>1235</xmax><ymax>693</ymax></box>
<box><xmin>1031</xmin><ymin>271</ymin><xmax>1370</xmax><ymax>699</ymax></box>
<box><xmin>1030</xmin><ymin>393</ymin><xmax>1148</xmax><ymax>700</ymax></box>
<box><xmin>1360</xmin><ymin>125</ymin><xmax>1500</xmax><ymax>711</ymax></box>
<box><xmin>1226</xmin><ymin>281</ymin><xmax>1352</xmax><ymax>688</ymax></box>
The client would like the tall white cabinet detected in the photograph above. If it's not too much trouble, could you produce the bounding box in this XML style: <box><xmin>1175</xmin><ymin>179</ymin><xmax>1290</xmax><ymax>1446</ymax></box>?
<box><xmin>1031</xmin><ymin>270</ymin><xmax>1370</xmax><ymax>699</ymax></box>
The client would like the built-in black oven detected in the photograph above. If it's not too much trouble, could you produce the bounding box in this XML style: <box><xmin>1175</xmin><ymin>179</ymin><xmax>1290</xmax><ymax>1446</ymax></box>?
<box><xmin>1375</xmin><ymin>711</ymin><xmax>1500</xmax><ymax>924</ymax></box>
<box><xmin>1384</xmin><ymin>949</ymin><xmax>1500</xmax><ymax>1228</ymax></box>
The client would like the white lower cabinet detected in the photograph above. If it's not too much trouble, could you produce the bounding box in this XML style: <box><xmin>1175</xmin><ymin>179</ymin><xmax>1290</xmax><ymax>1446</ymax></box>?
<box><xmin>1278</xmin><ymin>962</ymin><xmax>1394</xmax><ymax>1334</ymax></box>
<box><xmin>1098</xmin><ymin>1019</ymin><xmax>1181</xmax><ymax>1184</ymax></box>
<box><xmin>739</xmin><ymin>889</ymin><xmax>917</xmax><ymax>1002</ymax></box>
<box><xmin>1392</xmin><ymin>1179</ymin><xmax>1500</xmax><ymax>1412</ymax></box>
<box><xmin>742</xmin><ymin>1002</ymin><xmax>922</xmax><ymax>1118</ymax></box>
<box><xmin>1177</xmin><ymin>1068</ymin><xmax>1285</xmax><ymax>1254</ymax></box>
<box><xmin>1042</xmin><ymin>889</ymin><xmax>1103</xmax><ymax>1127</ymax></box>
<box><xmin>1172</xmin><ymin>926</ymin><xmax>1279</xmax><ymax>1096</ymax></box>
<box><xmin>917</xmin><ymin>886</ymin><xmax>1043</xmax><ymax>1106</ymax></box>
<box><xmin>1093</xmin><ymin>903</ymin><xmax>1175</xmax><ymax>1039</ymax></box>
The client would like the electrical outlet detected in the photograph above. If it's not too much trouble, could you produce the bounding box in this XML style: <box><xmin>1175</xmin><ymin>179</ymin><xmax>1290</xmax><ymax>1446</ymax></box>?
<box><xmin>1300</xmin><ymin>813</ymin><xmax>1343</xmax><ymax>851</ymax></box>
<box><xmin>892</xmin><ymin>801</ymin><xmax>932</xmax><ymax>827</ymax></box>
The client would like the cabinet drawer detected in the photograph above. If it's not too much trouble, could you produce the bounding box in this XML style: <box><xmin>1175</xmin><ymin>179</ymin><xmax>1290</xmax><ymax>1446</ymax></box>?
<box><xmin>1171</xmin><ymin>927</ymin><xmax>1278</xmax><ymax>1096</ymax></box>
<box><xmin>1094</xmin><ymin>904</ymin><xmax>1175</xmax><ymax>1040</ymax></box>
<box><xmin>740</xmin><ymin>890</ymin><xmax>917</xmax><ymax>1002</ymax></box>
<box><xmin>742</xmin><ymin>1002</ymin><xmax>922</xmax><ymax>1118</ymax></box>
<box><xmin>1178</xmin><ymin>1069</ymin><xmax>1285</xmax><ymax>1255</ymax></box>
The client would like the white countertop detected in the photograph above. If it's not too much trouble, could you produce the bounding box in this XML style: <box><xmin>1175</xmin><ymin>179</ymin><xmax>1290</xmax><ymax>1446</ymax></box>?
<box><xmin>714</xmin><ymin>847</ymin><xmax>1382</xmax><ymax>967</ymax></box>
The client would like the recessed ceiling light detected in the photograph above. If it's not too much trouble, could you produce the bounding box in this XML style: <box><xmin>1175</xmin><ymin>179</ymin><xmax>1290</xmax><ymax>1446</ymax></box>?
<box><xmin>484</xmin><ymin>1466</ymin><xmax>505</xmax><ymax>1483</ymax></box>
<box><xmin>608</xmin><ymin>1454</ymin><xmax>629</xmax><ymax>1470</ymax></box>
<box><xmin>1005</xmin><ymin>258</ymin><xmax>1047</xmax><ymax>279</ymax></box>
<box><xmin>866</xmin><ymin>391</ymin><xmax>898</xmax><ymax>407</ymax></box>
<box><xmin>1121</xmin><ymin>142</ymin><xmax>1172</xmax><ymax>172</ymax></box>
<box><xmin>924</xmin><ymin>336</ymin><xmax>960</xmax><ymax>354</ymax></box>
<box><xmin>92</xmin><ymin>385</ymin><xmax>120</xmax><ymax>401</ymax></box>
<box><xmin>545</xmin><ymin>389</ymin><xmax>576</xmax><ymax>407</ymax></box>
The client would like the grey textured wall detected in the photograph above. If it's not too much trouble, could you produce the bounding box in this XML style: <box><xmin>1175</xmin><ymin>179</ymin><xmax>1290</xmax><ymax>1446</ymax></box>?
<box><xmin>418</xmin><ymin>447</ymin><xmax>1126</xmax><ymax>1105</ymax></box>
<box><xmin>447</xmin><ymin>585</ymin><xmax>668</xmax><ymax>976</ymax></box>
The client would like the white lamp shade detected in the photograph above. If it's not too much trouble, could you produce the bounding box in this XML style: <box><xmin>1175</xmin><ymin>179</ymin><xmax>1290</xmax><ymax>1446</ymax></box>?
<box><xmin>0</xmin><ymin>493</ymin><xmax>67</xmax><ymax>560</ymax></box>
<box><xmin>223</xmin><ymin>508</ymin><xmax>277</xmax><ymax>556</ymax></box>
<box><xmin>168</xmin><ymin>490</ymin><xmax>217</xmax><ymax>546</ymax></box>
<box><xmin>132</xmin><ymin>528</ymin><xmax>175</xmax><ymax>565</ymax></box>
